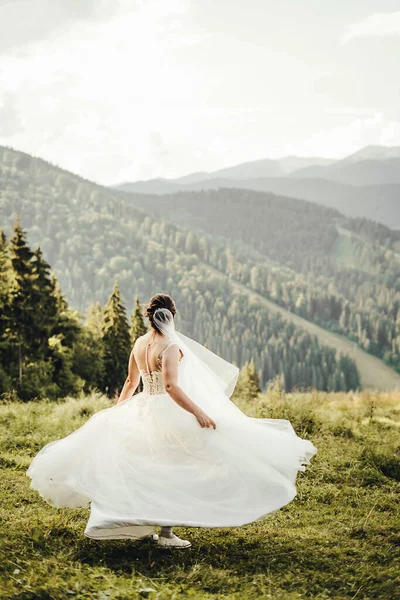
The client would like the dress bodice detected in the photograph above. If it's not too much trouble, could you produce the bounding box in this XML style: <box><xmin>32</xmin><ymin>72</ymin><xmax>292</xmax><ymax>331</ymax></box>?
<box><xmin>138</xmin><ymin>339</ymin><xmax>183</xmax><ymax>396</ymax></box>
<box><xmin>140</xmin><ymin>370</ymin><xmax>166</xmax><ymax>395</ymax></box>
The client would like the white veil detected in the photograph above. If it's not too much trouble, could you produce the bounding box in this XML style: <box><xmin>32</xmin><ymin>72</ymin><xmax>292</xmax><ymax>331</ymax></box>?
<box><xmin>152</xmin><ymin>308</ymin><xmax>240</xmax><ymax>418</ymax></box>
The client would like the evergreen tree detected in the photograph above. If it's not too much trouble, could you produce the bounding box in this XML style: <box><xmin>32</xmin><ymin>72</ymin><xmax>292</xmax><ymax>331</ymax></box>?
<box><xmin>233</xmin><ymin>359</ymin><xmax>261</xmax><ymax>402</ymax></box>
<box><xmin>0</xmin><ymin>231</ymin><xmax>13</xmax><ymax>393</ymax></box>
<box><xmin>52</xmin><ymin>274</ymin><xmax>68</xmax><ymax>313</ymax></box>
<box><xmin>72</xmin><ymin>326</ymin><xmax>105</xmax><ymax>394</ymax></box>
<box><xmin>8</xmin><ymin>220</ymin><xmax>36</xmax><ymax>385</ymax></box>
<box><xmin>47</xmin><ymin>332</ymin><xmax>84</xmax><ymax>398</ymax></box>
<box><xmin>129</xmin><ymin>296</ymin><xmax>147</xmax><ymax>394</ymax></box>
<box><xmin>51</xmin><ymin>273</ymin><xmax>81</xmax><ymax>349</ymax></box>
<box><xmin>130</xmin><ymin>297</ymin><xmax>147</xmax><ymax>345</ymax></box>
<box><xmin>86</xmin><ymin>302</ymin><xmax>105</xmax><ymax>338</ymax></box>
<box><xmin>0</xmin><ymin>231</ymin><xmax>11</xmax><ymax>314</ymax></box>
<box><xmin>6</xmin><ymin>224</ymin><xmax>84</xmax><ymax>400</ymax></box>
<box><xmin>74</xmin><ymin>302</ymin><xmax>106</xmax><ymax>393</ymax></box>
<box><xmin>102</xmin><ymin>283</ymin><xmax>131</xmax><ymax>397</ymax></box>
<box><xmin>31</xmin><ymin>247</ymin><xmax>59</xmax><ymax>356</ymax></box>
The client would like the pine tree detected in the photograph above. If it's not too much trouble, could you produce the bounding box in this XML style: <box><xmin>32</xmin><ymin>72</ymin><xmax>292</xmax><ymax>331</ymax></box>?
<box><xmin>50</xmin><ymin>273</ymin><xmax>81</xmax><ymax>349</ymax></box>
<box><xmin>8</xmin><ymin>220</ymin><xmax>36</xmax><ymax>385</ymax></box>
<box><xmin>233</xmin><ymin>359</ymin><xmax>261</xmax><ymax>402</ymax></box>
<box><xmin>0</xmin><ymin>231</ymin><xmax>12</xmax><ymax>311</ymax></box>
<box><xmin>130</xmin><ymin>297</ymin><xmax>147</xmax><ymax>345</ymax></box>
<box><xmin>102</xmin><ymin>283</ymin><xmax>131</xmax><ymax>397</ymax></box>
<box><xmin>71</xmin><ymin>302</ymin><xmax>106</xmax><ymax>393</ymax></box>
<box><xmin>86</xmin><ymin>302</ymin><xmax>105</xmax><ymax>338</ymax></box>
<box><xmin>0</xmin><ymin>231</ymin><xmax>12</xmax><ymax>329</ymax></box>
<box><xmin>0</xmin><ymin>231</ymin><xmax>13</xmax><ymax>393</ymax></box>
<box><xmin>31</xmin><ymin>247</ymin><xmax>59</xmax><ymax>356</ymax></box>
<box><xmin>52</xmin><ymin>274</ymin><xmax>68</xmax><ymax>313</ymax></box>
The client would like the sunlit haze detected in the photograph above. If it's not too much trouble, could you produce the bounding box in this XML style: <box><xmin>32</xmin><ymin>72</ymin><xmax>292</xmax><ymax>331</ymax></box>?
<box><xmin>1</xmin><ymin>0</ymin><xmax>400</xmax><ymax>184</ymax></box>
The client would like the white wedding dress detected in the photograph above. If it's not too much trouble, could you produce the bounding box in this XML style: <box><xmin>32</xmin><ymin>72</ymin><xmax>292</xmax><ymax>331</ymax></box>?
<box><xmin>26</xmin><ymin>318</ymin><xmax>317</xmax><ymax>541</ymax></box>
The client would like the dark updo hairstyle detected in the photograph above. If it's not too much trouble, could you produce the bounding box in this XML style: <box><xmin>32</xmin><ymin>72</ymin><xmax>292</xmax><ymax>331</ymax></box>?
<box><xmin>145</xmin><ymin>293</ymin><xmax>177</xmax><ymax>334</ymax></box>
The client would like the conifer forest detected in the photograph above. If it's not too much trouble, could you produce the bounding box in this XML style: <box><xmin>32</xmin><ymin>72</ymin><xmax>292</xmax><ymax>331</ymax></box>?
<box><xmin>1</xmin><ymin>145</ymin><xmax>399</xmax><ymax>399</ymax></box>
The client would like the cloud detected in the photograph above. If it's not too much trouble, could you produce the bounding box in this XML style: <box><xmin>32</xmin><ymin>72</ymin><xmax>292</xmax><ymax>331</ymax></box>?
<box><xmin>0</xmin><ymin>90</ymin><xmax>25</xmax><ymax>135</ymax></box>
<box><xmin>340</xmin><ymin>11</ymin><xmax>400</xmax><ymax>45</ymax></box>
<box><xmin>295</xmin><ymin>113</ymin><xmax>400</xmax><ymax>159</ymax></box>
<box><xmin>1</xmin><ymin>1</ymin><xmax>398</xmax><ymax>183</ymax></box>
<box><xmin>0</xmin><ymin>0</ymin><xmax>210</xmax><ymax>183</ymax></box>
<box><xmin>0</xmin><ymin>0</ymin><xmax>126</xmax><ymax>55</ymax></box>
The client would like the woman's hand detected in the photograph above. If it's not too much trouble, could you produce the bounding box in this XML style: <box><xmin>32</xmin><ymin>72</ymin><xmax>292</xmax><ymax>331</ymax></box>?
<box><xmin>162</xmin><ymin>346</ymin><xmax>216</xmax><ymax>430</ymax></box>
<box><xmin>195</xmin><ymin>409</ymin><xmax>216</xmax><ymax>430</ymax></box>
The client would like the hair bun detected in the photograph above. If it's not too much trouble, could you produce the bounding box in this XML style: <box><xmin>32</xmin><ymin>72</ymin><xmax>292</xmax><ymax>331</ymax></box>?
<box><xmin>145</xmin><ymin>294</ymin><xmax>176</xmax><ymax>334</ymax></box>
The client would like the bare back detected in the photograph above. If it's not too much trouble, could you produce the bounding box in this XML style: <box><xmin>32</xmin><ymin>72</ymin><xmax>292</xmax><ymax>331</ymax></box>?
<box><xmin>134</xmin><ymin>332</ymin><xmax>183</xmax><ymax>373</ymax></box>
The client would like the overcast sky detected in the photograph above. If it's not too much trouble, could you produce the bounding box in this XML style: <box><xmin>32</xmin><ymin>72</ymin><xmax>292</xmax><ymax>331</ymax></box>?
<box><xmin>0</xmin><ymin>0</ymin><xmax>399</xmax><ymax>184</ymax></box>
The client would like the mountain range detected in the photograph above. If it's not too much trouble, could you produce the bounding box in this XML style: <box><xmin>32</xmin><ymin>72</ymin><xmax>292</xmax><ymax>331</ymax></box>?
<box><xmin>1</xmin><ymin>144</ymin><xmax>400</xmax><ymax>391</ymax></box>
<box><xmin>113</xmin><ymin>145</ymin><xmax>400</xmax><ymax>229</ymax></box>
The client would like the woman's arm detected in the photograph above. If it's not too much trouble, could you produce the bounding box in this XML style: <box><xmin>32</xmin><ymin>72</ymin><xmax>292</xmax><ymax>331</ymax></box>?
<box><xmin>116</xmin><ymin>348</ymin><xmax>140</xmax><ymax>404</ymax></box>
<box><xmin>162</xmin><ymin>346</ymin><xmax>216</xmax><ymax>429</ymax></box>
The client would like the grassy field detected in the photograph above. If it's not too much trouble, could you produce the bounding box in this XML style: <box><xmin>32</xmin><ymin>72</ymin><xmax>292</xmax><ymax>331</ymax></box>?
<box><xmin>0</xmin><ymin>386</ymin><xmax>399</xmax><ymax>600</ymax></box>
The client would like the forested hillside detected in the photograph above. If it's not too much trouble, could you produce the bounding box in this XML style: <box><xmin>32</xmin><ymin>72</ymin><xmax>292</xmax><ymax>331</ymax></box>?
<box><xmin>118</xmin><ymin>188</ymin><xmax>400</xmax><ymax>374</ymax></box>
<box><xmin>0</xmin><ymin>223</ymin><xmax>360</xmax><ymax>398</ymax></box>
<box><xmin>0</xmin><ymin>146</ymin><xmax>365</xmax><ymax>396</ymax></box>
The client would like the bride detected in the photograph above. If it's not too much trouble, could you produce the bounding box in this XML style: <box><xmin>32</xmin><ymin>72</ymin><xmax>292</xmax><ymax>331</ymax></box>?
<box><xmin>27</xmin><ymin>293</ymin><xmax>317</xmax><ymax>549</ymax></box>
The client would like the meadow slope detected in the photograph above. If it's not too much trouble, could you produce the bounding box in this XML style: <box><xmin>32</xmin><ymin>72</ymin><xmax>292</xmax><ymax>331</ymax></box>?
<box><xmin>0</xmin><ymin>387</ymin><xmax>399</xmax><ymax>599</ymax></box>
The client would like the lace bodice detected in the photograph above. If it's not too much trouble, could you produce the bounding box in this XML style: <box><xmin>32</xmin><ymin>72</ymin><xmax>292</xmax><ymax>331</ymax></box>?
<box><xmin>140</xmin><ymin>370</ymin><xmax>166</xmax><ymax>395</ymax></box>
<box><xmin>138</xmin><ymin>340</ymin><xmax>182</xmax><ymax>396</ymax></box>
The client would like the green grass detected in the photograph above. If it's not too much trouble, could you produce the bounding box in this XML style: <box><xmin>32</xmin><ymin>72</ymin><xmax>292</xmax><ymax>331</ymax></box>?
<box><xmin>0</xmin><ymin>389</ymin><xmax>399</xmax><ymax>600</ymax></box>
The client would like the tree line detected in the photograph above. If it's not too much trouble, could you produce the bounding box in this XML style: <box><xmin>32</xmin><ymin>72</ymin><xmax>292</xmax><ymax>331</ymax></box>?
<box><xmin>0</xmin><ymin>222</ymin><xmax>145</xmax><ymax>399</ymax></box>
<box><xmin>0</xmin><ymin>222</ymin><xmax>360</xmax><ymax>400</ymax></box>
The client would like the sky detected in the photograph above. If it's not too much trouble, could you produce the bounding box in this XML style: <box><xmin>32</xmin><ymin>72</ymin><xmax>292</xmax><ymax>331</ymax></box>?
<box><xmin>0</xmin><ymin>0</ymin><xmax>400</xmax><ymax>185</ymax></box>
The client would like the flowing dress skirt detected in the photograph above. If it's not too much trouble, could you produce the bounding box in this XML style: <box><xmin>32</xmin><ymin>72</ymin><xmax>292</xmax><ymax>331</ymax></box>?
<box><xmin>26</xmin><ymin>389</ymin><xmax>317</xmax><ymax>540</ymax></box>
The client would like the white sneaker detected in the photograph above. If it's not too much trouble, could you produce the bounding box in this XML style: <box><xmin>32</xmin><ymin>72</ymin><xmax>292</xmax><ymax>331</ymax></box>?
<box><xmin>157</xmin><ymin>533</ymin><xmax>191</xmax><ymax>549</ymax></box>
<box><xmin>144</xmin><ymin>533</ymin><xmax>159</xmax><ymax>541</ymax></box>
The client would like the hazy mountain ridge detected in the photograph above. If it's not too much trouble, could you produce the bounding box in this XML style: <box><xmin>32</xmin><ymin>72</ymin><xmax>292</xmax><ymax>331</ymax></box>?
<box><xmin>115</xmin><ymin>176</ymin><xmax>400</xmax><ymax>230</ymax></box>
<box><xmin>336</xmin><ymin>144</ymin><xmax>400</xmax><ymax>164</ymax></box>
<box><xmin>113</xmin><ymin>145</ymin><xmax>400</xmax><ymax>229</ymax></box>
<box><xmin>291</xmin><ymin>157</ymin><xmax>400</xmax><ymax>185</ymax></box>
<box><xmin>113</xmin><ymin>155</ymin><xmax>336</xmax><ymax>190</ymax></box>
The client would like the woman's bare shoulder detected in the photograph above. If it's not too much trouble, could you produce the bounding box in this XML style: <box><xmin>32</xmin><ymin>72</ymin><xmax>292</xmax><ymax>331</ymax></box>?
<box><xmin>133</xmin><ymin>334</ymin><xmax>148</xmax><ymax>350</ymax></box>
<box><xmin>136</xmin><ymin>332</ymin><xmax>151</xmax><ymax>342</ymax></box>
<box><xmin>161</xmin><ymin>343</ymin><xmax>184</xmax><ymax>361</ymax></box>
